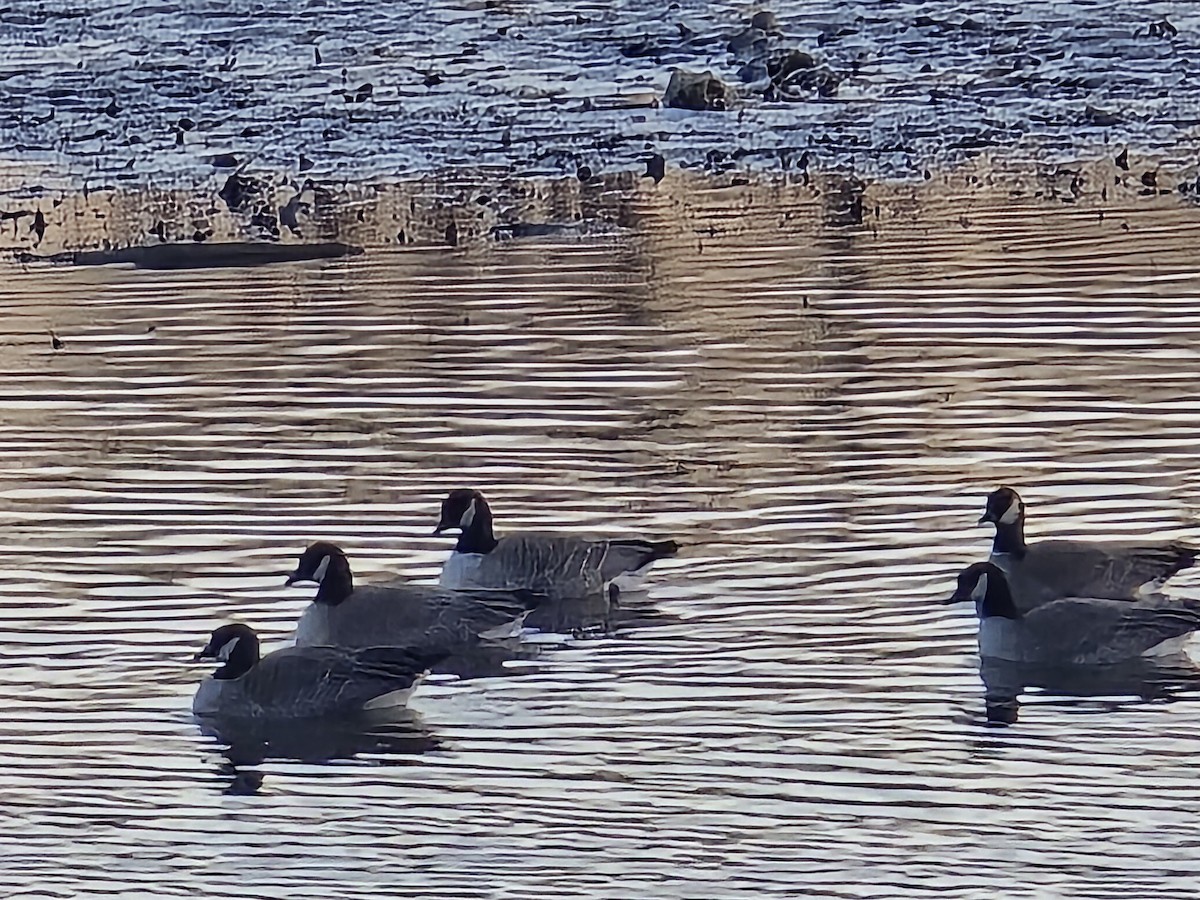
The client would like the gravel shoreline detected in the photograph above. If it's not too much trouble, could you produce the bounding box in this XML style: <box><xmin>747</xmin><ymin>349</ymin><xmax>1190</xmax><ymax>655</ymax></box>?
<box><xmin>1</xmin><ymin>149</ymin><xmax>1196</xmax><ymax>263</ymax></box>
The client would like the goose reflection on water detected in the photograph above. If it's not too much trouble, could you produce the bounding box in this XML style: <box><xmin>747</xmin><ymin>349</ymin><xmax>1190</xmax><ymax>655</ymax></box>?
<box><xmin>202</xmin><ymin>709</ymin><xmax>440</xmax><ymax>795</ymax></box>
<box><xmin>978</xmin><ymin>655</ymin><xmax>1200</xmax><ymax>726</ymax></box>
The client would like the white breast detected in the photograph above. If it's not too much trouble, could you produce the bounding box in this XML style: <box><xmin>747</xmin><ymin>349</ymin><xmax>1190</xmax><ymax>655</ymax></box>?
<box><xmin>439</xmin><ymin>552</ymin><xmax>485</xmax><ymax>590</ymax></box>
<box><xmin>977</xmin><ymin>617</ymin><xmax>1025</xmax><ymax>662</ymax></box>
<box><xmin>294</xmin><ymin>603</ymin><xmax>332</xmax><ymax>647</ymax></box>
<box><xmin>192</xmin><ymin>677</ymin><xmax>224</xmax><ymax>716</ymax></box>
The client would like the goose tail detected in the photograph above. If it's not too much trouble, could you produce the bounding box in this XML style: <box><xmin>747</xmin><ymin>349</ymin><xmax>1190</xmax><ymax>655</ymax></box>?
<box><xmin>357</xmin><ymin>645</ymin><xmax>451</xmax><ymax>679</ymax></box>
<box><xmin>611</xmin><ymin>538</ymin><xmax>681</xmax><ymax>567</ymax></box>
<box><xmin>1160</xmin><ymin>543</ymin><xmax>1198</xmax><ymax>582</ymax></box>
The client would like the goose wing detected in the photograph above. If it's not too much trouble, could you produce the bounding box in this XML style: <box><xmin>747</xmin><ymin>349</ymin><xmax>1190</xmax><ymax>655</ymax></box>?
<box><xmin>303</xmin><ymin>584</ymin><xmax>541</xmax><ymax>650</ymax></box>
<box><xmin>474</xmin><ymin>533</ymin><xmax>678</xmax><ymax>596</ymax></box>
<box><xmin>236</xmin><ymin>647</ymin><xmax>350</xmax><ymax>717</ymax></box>
<box><xmin>594</xmin><ymin>538</ymin><xmax>680</xmax><ymax>584</ymax></box>
<box><xmin>1000</xmin><ymin>540</ymin><xmax>1196</xmax><ymax>607</ymax></box>
<box><xmin>1025</xmin><ymin>597</ymin><xmax>1200</xmax><ymax>664</ymax></box>
<box><xmin>475</xmin><ymin>534</ymin><xmax>609</xmax><ymax>596</ymax></box>
<box><xmin>243</xmin><ymin>646</ymin><xmax>442</xmax><ymax>717</ymax></box>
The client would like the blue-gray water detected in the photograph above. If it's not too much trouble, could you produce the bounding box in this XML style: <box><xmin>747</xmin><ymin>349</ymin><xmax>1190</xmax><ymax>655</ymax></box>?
<box><xmin>4</xmin><ymin>194</ymin><xmax>1200</xmax><ymax>897</ymax></box>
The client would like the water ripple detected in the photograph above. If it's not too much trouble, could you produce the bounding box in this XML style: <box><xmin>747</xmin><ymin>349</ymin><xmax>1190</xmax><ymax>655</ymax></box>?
<box><xmin>4</xmin><ymin>203</ymin><xmax>1200</xmax><ymax>896</ymax></box>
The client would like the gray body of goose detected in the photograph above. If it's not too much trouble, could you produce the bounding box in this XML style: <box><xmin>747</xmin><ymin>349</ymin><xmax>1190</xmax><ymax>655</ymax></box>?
<box><xmin>192</xmin><ymin>623</ymin><xmax>444</xmax><ymax>718</ymax></box>
<box><xmin>285</xmin><ymin>542</ymin><xmax>543</xmax><ymax>651</ymax></box>
<box><xmin>433</xmin><ymin>488</ymin><xmax>679</xmax><ymax>598</ymax></box>
<box><xmin>946</xmin><ymin>562</ymin><xmax>1200</xmax><ymax>665</ymax></box>
<box><xmin>979</xmin><ymin>486</ymin><xmax>1197</xmax><ymax>612</ymax></box>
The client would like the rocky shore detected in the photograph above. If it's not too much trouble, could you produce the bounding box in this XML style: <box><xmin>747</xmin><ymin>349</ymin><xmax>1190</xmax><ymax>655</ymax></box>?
<box><xmin>2</xmin><ymin>3</ymin><xmax>1198</xmax><ymax>260</ymax></box>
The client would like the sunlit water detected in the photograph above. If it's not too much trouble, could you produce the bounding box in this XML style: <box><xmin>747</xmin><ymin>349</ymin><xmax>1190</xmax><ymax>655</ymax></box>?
<box><xmin>5</xmin><ymin>196</ymin><xmax>1200</xmax><ymax>897</ymax></box>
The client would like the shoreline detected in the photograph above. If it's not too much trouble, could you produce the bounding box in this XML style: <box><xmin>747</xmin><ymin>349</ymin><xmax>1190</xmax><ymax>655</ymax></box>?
<box><xmin>2</xmin><ymin>151</ymin><xmax>1197</xmax><ymax>262</ymax></box>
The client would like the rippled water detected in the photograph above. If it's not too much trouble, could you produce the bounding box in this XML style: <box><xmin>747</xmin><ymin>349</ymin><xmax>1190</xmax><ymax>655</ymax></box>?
<box><xmin>6</xmin><ymin>196</ymin><xmax>1200</xmax><ymax>896</ymax></box>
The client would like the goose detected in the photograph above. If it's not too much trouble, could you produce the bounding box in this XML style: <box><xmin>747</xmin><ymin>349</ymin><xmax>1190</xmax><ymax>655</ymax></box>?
<box><xmin>945</xmin><ymin>561</ymin><xmax>1200</xmax><ymax>665</ymax></box>
<box><xmin>978</xmin><ymin>486</ymin><xmax>1196</xmax><ymax>610</ymax></box>
<box><xmin>192</xmin><ymin>623</ymin><xmax>445</xmax><ymax>718</ymax></box>
<box><xmin>433</xmin><ymin>488</ymin><xmax>679</xmax><ymax>598</ymax></box>
<box><xmin>285</xmin><ymin>541</ymin><xmax>543</xmax><ymax>650</ymax></box>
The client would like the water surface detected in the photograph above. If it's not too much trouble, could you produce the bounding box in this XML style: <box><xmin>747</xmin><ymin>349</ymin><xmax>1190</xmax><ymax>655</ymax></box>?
<box><xmin>4</xmin><ymin>196</ymin><xmax>1200</xmax><ymax>897</ymax></box>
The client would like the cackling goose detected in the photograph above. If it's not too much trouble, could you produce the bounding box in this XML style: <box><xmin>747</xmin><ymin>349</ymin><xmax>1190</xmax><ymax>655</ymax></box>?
<box><xmin>192</xmin><ymin>622</ymin><xmax>444</xmax><ymax>718</ymax></box>
<box><xmin>433</xmin><ymin>488</ymin><xmax>679</xmax><ymax>598</ymax></box>
<box><xmin>285</xmin><ymin>541</ymin><xmax>543</xmax><ymax>650</ymax></box>
<box><xmin>946</xmin><ymin>561</ymin><xmax>1200</xmax><ymax>665</ymax></box>
<box><xmin>978</xmin><ymin>486</ymin><xmax>1196</xmax><ymax>610</ymax></box>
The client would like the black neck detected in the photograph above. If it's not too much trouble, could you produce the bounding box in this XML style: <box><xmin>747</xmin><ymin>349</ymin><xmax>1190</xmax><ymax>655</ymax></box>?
<box><xmin>991</xmin><ymin>518</ymin><xmax>1027</xmax><ymax>556</ymax></box>
<box><xmin>314</xmin><ymin>558</ymin><xmax>354</xmax><ymax>606</ymax></box>
<box><xmin>457</xmin><ymin>497</ymin><xmax>499</xmax><ymax>554</ymax></box>
<box><xmin>980</xmin><ymin>567</ymin><xmax>1021</xmax><ymax>620</ymax></box>
<box><xmin>213</xmin><ymin>635</ymin><xmax>260</xmax><ymax>680</ymax></box>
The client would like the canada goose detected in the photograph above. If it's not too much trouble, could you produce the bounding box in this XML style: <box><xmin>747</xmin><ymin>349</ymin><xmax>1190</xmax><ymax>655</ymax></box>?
<box><xmin>946</xmin><ymin>562</ymin><xmax>1200</xmax><ymax>665</ymax></box>
<box><xmin>192</xmin><ymin>623</ymin><xmax>445</xmax><ymax>718</ymax></box>
<box><xmin>285</xmin><ymin>541</ymin><xmax>543</xmax><ymax>650</ymax></box>
<box><xmin>978</xmin><ymin>486</ymin><xmax>1196</xmax><ymax>610</ymax></box>
<box><xmin>433</xmin><ymin>488</ymin><xmax>679</xmax><ymax>598</ymax></box>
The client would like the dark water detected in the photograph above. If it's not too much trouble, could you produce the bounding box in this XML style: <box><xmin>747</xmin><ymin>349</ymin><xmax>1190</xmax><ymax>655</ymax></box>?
<box><xmin>4</xmin><ymin>195</ymin><xmax>1200</xmax><ymax>896</ymax></box>
<box><xmin>2</xmin><ymin>0</ymin><xmax>1197</xmax><ymax>190</ymax></box>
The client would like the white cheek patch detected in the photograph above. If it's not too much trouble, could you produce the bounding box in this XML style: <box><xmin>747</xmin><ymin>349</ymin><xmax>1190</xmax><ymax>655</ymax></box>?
<box><xmin>999</xmin><ymin>497</ymin><xmax>1021</xmax><ymax>525</ymax></box>
<box><xmin>313</xmin><ymin>555</ymin><xmax>330</xmax><ymax>583</ymax></box>
<box><xmin>970</xmin><ymin>572</ymin><xmax>989</xmax><ymax>603</ymax></box>
<box><xmin>459</xmin><ymin>498</ymin><xmax>477</xmax><ymax>529</ymax></box>
<box><xmin>217</xmin><ymin>636</ymin><xmax>241</xmax><ymax>662</ymax></box>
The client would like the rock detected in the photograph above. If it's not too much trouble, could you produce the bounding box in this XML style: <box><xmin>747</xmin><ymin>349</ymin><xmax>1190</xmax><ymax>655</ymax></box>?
<box><xmin>1147</xmin><ymin>19</ymin><xmax>1178</xmax><ymax>39</ymax></box>
<box><xmin>644</xmin><ymin>152</ymin><xmax>666</xmax><ymax>183</ymax></box>
<box><xmin>1086</xmin><ymin>106</ymin><xmax>1122</xmax><ymax>127</ymax></box>
<box><xmin>768</xmin><ymin>49</ymin><xmax>816</xmax><ymax>83</ymax></box>
<box><xmin>750</xmin><ymin>11</ymin><xmax>778</xmax><ymax>32</ymax></box>
<box><xmin>217</xmin><ymin>172</ymin><xmax>266</xmax><ymax>212</ymax></box>
<box><xmin>766</xmin><ymin>62</ymin><xmax>839</xmax><ymax>100</ymax></box>
<box><xmin>279</xmin><ymin>189</ymin><xmax>309</xmax><ymax>236</ymax></box>
<box><xmin>249</xmin><ymin>209</ymin><xmax>280</xmax><ymax>238</ymax></box>
<box><xmin>621</xmin><ymin>37</ymin><xmax>672</xmax><ymax>59</ymax></box>
<box><xmin>664</xmin><ymin>69</ymin><xmax>734</xmax><ymax>111</ymax></box>
<box><xmin>210</xmin><ymin>153</ymin><xmax>239</xmax><ymax>168</ymax></box>
<box><xmin>727</xmin><ymin>26</ymin><xmax>768</xmax><ymax>58</ymax></box>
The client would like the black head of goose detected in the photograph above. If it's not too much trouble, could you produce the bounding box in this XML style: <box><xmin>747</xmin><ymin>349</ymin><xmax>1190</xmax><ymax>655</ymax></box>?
<box><xmin>284</xmin><ymin>540</ymin><xmax>542</xmax><ymax>650</ymax></box>
<box><xmin>977</xmin><ymin>486</ymin><xmax>1198</xmax><ymax>610</ymax></box>
<box><xmin>978</xmin><ymin>486</ymin><xmax>1027</xmax><ymax>555</ymax></box>
<box><xmin>285</xmin><ymin>540</ymin><xmax>355</xmax><ymax>604</ymax></box>
<box><xmin>433</xmin><ymin>488</ymin><xmax>680</xmax><ymax>598</ymax></box>
<box><xmin>434</xmin><ymin>488</ymin><xmax>499</xmax><ymax>553</ymax></box>
<box><xmin>192</xmin><ymin>622</ymin><xmax>445</xmax><ymax>718</ymax></box>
